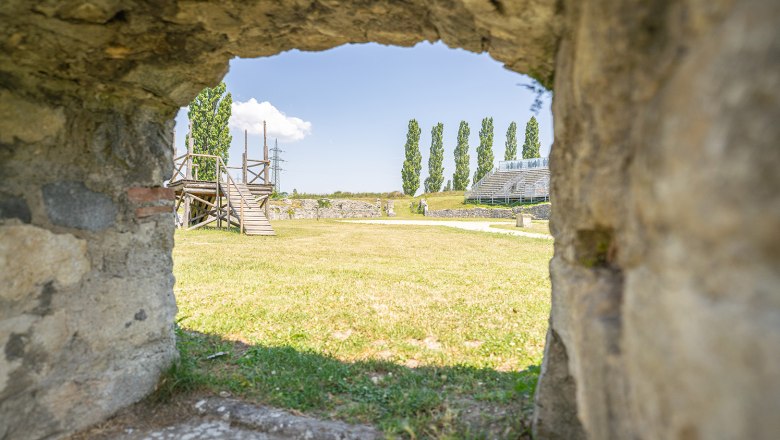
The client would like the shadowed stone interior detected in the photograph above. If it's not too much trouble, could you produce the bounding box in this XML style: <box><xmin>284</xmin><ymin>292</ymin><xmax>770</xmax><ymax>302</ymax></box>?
<box><xmin>0</xmin><ymin>1</ymin><xmax>778</xmax><ymax>439</ymax></box>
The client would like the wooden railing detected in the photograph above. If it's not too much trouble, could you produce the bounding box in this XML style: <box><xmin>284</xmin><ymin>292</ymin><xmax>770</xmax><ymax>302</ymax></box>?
<box><xmin>219</xmin><ymin>157</ymin><xmax>251</xmax><ymax>234</ymax></box>
<box><xmin>171</xmin><ymin>153</ymin><xmax>261</xmax><ymax>234</ymax></box>
<box><xmin>246</xmin><ymin>159</ymin><xmax>270</xmax><ymax>184</ymax></box>
<box><xmin>170</xmin><ymin>153</ymin><xmax>270</xmax><ymax>186</ymax></box>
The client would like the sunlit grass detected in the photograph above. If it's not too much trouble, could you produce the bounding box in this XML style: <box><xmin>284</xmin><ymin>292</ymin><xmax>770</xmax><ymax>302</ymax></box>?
<box><xmin>489</xmin><ymin>220</ymin><xmax>551</xmax><ymax>236</ymax></box>
<box><xmin>170</xmin><ymin>220</ymin><xmax>552</xmax><ymax>438</ymax></box>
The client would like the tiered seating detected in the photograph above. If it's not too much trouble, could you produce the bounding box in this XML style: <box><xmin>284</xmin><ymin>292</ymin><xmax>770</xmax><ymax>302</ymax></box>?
<box><xmin>466</xmin><ymin>165</ymin><xmax>550</xmax><ymax>203</ymax></box>
<box><xmin>469</xmin><ymin>169</ymin><xmax>524</xmax><ymax>199</ymax></box>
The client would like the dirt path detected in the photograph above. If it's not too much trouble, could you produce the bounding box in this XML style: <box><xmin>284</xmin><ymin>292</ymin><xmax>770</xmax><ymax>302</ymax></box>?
<box><xmin>341</xmin><ymin>219</ymin><xmax>553</xmax><ymax>240</ymax></box>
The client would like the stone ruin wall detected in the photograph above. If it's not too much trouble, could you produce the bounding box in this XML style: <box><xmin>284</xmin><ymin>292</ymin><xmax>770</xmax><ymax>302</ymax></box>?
<box><xmin>0</xmin><ymin>94</ymin><xmax>178</xmax><ymax>439</ymax></box>
<box><xmin>0</xmin><ymin>1</ymin><xmax>778</xmax><ymax>439</ymax></box>
<box><xmin>427</xmin><ymin>203</ymin><xmax>551</xmax><ymax>220</ymax></box>
<box><xmin>268</xmin><ymin>198</ymin><xmax>381</xmax><ymax>220</ymax></box>
<box><xmin>535</xmin><ymin>1</ymin><xmax>780</xmax><ymax>439</ymax></box>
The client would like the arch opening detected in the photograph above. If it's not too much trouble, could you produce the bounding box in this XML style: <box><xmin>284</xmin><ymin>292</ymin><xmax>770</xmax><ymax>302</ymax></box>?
<box><xmin>165</xmin><ymin>42</ymin><xmax>555</xmax><ymax>438</ymax></box>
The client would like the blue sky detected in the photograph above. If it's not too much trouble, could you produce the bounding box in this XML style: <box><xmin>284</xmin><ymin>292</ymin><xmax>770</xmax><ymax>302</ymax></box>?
<box><xmin>174</xmin><ymin>42</ymin><xmax>552</xmax><ymax>194</ymax></box>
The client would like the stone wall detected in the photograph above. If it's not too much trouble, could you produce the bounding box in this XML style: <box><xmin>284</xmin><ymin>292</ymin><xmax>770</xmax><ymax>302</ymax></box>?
<box><xmin>0</xmin><ymin>93</ymin><xmax>177</xmax><ymax>439</ymax></box>
<box><xmin>519</xmin><ymin>203</ymin><xmax>550</xmax><ymax>221</ymax></box>
<box><xmin>0</xmin><ymin>1</ymin><xmax>777</xmax><ymax>439</ymax></box>
<box><xmin>427</xmin><ymin>207</ymin><xmax>514</xmax><ymax>219</ymax></box>
<box><xmin>427</xmin><ymin>203</ymin><xmax>551</xmax><ymax>220</ymax></box>
<box><xmin>534</xmin><ymin>1</ymin><xmax>780</xmax><ymax>439</ymax></box>
<box><xmin>268</xmin><ymin>199</ymin><xmax>381</xmax><ymax>220</ymax></box>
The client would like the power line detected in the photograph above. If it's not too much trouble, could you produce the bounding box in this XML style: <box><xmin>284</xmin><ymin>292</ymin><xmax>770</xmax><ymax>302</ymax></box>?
<box><xmin>270</xmin><ymin>138</ymin><xmax>285</xmax><ymax>191</ymax></box>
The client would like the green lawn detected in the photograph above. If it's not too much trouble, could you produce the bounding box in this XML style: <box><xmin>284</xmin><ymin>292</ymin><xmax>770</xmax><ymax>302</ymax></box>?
<box><xmin>489</xmin><ymin>220</ymin><xmax>551</xmax><ymax>236</ymax></box>
<box><xmin>167</xmin><ymin>220</ymin><xmax>552</xmax><ymax>438</ymax></box>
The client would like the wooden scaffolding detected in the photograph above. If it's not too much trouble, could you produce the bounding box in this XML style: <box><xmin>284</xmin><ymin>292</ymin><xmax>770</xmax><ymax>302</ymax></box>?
<box><xmin>169</xmin><ymin>122</ymin><xmax>275</xmax><ymax>236</ymax></box>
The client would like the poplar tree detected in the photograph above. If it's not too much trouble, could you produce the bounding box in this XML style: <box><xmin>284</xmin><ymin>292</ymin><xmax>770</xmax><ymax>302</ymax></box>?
<box><xmin>424</xmin><ymin>123</ymin><xmax>445</xmax><ymax>193</ymax></box>
<box><xmin>185</xmin><ymin>82</ymin><xmax>232</xmax><ymax>181</ymax></box>
<box><xmin>522</xmin><ymin>116</ymin><xmax>541</xmax><ymax>159</ymax></box>
<box><xmin>504</xmin><ymin>121</ymin><xmax>518</xmax><ymax>161</ymax></box>
<box><xmin>452</xmin><ymin>121</ymin><xmax>471</xmax><ymax>191</ymax></box>
<box><xmin>444</xmin><ymin>180</ymin><xmax>452</xmax><ymax>192</ymax></box>
<box><xmin>473</xmin><ymin>117</ymin><xmax>495</xmax><ymax>185</ymax></box>
<box><xmin>401</xmin><ymin>119</ymin><xmax>422</xmax><ymax>196</ymax></box>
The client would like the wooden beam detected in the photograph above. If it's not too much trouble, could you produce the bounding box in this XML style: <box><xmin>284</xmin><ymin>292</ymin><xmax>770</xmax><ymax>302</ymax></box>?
<box><xmin>183</xmin><ymin>121</ymin><xmax>194</xmax><ymax>227</ymax></box>
<box><xmin>187</xmin><ymin>214</ymin><xmax>219</xmax><ymax>231</ymax></box>
<box><xmin>189</xmin><ymin>193</ymin><xmax>216</xmax><ymax>209</ymax></box>
<box><xmin>216</xmin><ymin>159</ymin><xmax>221</xmax><ymax>229</ymax></box>
<box><xmin>186</xmin><ymin>121</ymin><xmax>193</xmax><ymax>180</ymax></box>
<box><xmin>263</xmin><ymin>120</ymin><xmax>269</xmax><ymax>185</ymax></box>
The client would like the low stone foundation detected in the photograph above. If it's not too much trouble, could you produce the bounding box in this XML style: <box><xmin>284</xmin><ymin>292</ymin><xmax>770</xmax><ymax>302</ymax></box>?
<box><xmin>427</xmin><ymin>203</ymin><xmax>551</xmax><ymax>220</ymax></box>
<box><xmin>269</xmin><ymin>198</ymin><xmax>381</xmax><ymax>220</ymax></box>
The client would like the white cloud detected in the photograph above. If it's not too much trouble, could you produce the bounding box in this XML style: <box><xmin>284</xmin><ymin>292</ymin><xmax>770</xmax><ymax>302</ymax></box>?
<box><xmin>230</xmin><ymin>99</ymin><xmax>312</xmax><ymax>143</ymax></box>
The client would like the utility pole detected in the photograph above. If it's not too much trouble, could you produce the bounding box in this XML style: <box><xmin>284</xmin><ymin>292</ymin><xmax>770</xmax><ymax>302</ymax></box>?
<box><xmin>270</xmin><ymin>138</ymin><xmax>285</xmax><ymax>192</ymax></box>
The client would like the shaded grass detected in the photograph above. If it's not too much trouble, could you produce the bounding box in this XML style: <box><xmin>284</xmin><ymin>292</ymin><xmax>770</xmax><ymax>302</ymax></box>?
<box><xmin>171</xmin><ymin>220</ymin><xmax>552</xmax><ymax>437</ymax></box>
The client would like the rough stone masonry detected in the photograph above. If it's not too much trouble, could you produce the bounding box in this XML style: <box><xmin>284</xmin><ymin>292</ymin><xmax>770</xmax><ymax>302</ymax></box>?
<box><xmin>267</xmin><ymin>198</ymin><xmax>381</xmax><ymax>220</ymax></box>
<box><xmin>0</xmin><ymin>1</ymin><xmax>778</xmax><ymax>439</ymax></box>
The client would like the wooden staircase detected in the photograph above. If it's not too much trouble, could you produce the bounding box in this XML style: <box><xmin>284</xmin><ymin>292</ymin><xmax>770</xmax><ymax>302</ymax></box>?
<box><xmin>222</xmin><ymin>181</ymin><xmax>275</xmax><ymax>236</ymax></box>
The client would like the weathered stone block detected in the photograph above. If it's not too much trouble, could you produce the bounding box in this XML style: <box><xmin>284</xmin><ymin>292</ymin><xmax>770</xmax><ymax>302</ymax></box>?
<box><xmin>517</xmin><ymin>214</ymin><xmax>533</xmax><ymax>228</ymax></box>
<box><xmin>43</xmin><ymin>181</ymin><xmax>117</xmax><ymax>231</ymax></box>
<box><xmin>0</xmin><ymin>90</ymin><xmax>65</xmax><ymax>144</ymax></box>
<box><xmin>0</xmin><ymin>192</ymin><xmax>31</xmax><ymax>223</ymax></box>
<box><xmin>0</xmin><ymin>224</ymin><xmax>89</xmax><ymax>306</ymax></box>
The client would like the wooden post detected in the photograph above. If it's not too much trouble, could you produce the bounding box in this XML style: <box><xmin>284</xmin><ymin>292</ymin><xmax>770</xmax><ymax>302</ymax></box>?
<box><xmin>173</xmin><ymin>128</ymin><xmax>178</xmax><ymax>228</ymax></box>
<box><xmin>216</xmin><ymin>158</ymin><xmax>221</xmax><ymax>229</ymax></box>
<box><xmin>183</xmin><ymin>121</ymin><xmax>194</xmax><ymax>228</ymax></box>
<box><xmin>240</xmin><ymin>198</ymin><xmax>244</xmax><ymax>235</ymax></box>
<box><xmin>263</xmin><ymin>121</ymin><xmax>270</xmax><ymax>219</ymax></box>
<box><xmin>186</xmin><ymin>121</ymin><xmax>193</xmax><ymax>179</ymax></box>
<box><xmin>243</xmin><ymin>129</ymin><xmax>248</xmax><ymax>184</ymax></box>
<box><xmin>263</xmin><ymin>121</ymin><xmax>269</xmax><ymax>184</ymax></box>
<box><xmin>226</xmin><ymin>175</ymin><xmax>231</xmax><ymax>230</ymax></box>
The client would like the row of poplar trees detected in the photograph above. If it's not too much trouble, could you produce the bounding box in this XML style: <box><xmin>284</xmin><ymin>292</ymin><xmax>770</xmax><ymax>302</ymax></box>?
<box><xmin>402</xmin><ymin>116</ymin><xmax>541</xmax><ymax>196</ymax></box>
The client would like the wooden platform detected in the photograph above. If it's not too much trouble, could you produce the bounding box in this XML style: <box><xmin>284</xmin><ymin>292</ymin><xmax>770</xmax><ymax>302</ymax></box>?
<box><xmin>169</xmin><ymin>137</ymin><xmax>275</xmax><ymax>235</ymax></box>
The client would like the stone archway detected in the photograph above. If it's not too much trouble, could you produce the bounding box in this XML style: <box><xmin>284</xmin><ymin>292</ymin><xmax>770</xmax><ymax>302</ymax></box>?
<box><xmin>1</xmin><ymin>1</ymin><xmax>778</xmax><ymax>439</ymax></box>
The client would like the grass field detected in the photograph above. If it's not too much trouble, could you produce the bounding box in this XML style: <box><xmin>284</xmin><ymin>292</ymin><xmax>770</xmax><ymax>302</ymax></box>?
<box><xmin>489</xmin><ymin>220</ymin><xmax>551</xmax><ymax>236</ymax></box>
<box><xmin>168</xmin><ymin>220</ymin><xmax>553</xmax><ymax>438</ymax></box>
